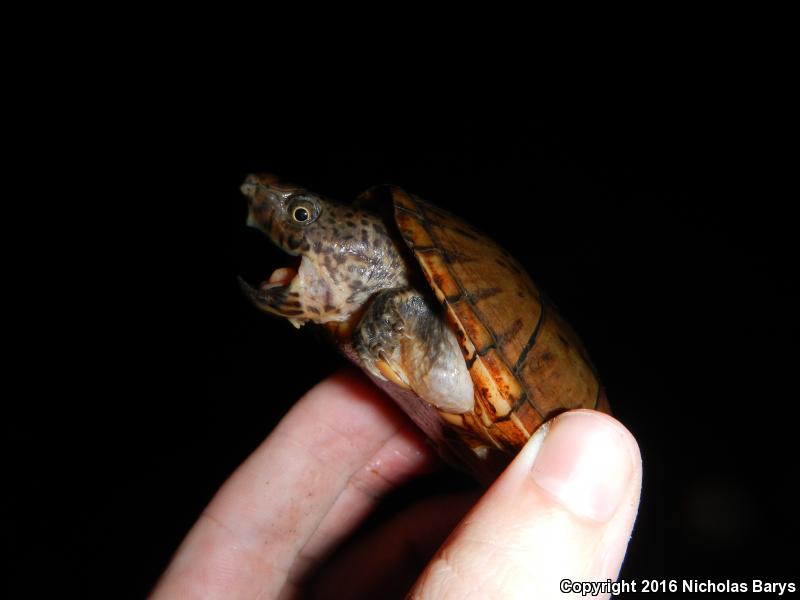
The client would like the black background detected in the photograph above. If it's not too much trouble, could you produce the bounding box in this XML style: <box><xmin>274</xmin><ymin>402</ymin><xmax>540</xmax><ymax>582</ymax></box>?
<box><xmin>8</xmin><ymin>96</ymin><xmax>797</xmax><ymax>597</ymax></box>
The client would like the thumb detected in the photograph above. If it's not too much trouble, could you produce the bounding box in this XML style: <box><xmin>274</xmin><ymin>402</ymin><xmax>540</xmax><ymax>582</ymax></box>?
<box><xmin>410</xmin><ymin>409</ymin><xmax>642</xmax><ymax>600</ymax></box>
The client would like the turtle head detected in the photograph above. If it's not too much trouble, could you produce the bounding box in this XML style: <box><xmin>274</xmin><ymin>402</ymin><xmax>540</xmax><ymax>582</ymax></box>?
<box><xmin>240</xmin><ymin>173</ymin><xmax>334</xmax><ymax>255</ymax></box>
<box><xmin>239</xmin><ymin>174</ymin><xmax>410</xmax><ymax>328</ymax></box>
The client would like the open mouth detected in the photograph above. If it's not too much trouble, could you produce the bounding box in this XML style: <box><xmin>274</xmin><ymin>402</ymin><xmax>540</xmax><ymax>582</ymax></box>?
<box><xmin>238</xmin><ymin>248</ymin><xmax>303</xmax><ymax>315</ymax></box>
<box><xmin>257</xmin><ymin>263</ymin><xmax>299</xmax><ymax>291</ymax></box>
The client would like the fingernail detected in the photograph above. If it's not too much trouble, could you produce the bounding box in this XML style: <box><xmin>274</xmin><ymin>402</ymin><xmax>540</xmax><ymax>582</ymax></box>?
<box><xmin>531</xmin><ymin>411</ymin><xmax>634</xmax><ymax>522</ymax></box>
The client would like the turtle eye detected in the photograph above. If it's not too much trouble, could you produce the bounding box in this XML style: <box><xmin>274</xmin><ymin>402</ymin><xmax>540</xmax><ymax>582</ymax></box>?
<box><xmin>288</xmin><ymin>197</ymin><xmax>319</xmax><ymax>225</ymax></box>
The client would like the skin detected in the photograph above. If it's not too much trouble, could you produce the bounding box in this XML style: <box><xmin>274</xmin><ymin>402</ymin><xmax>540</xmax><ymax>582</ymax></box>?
<box><xmin>150</xmin><ymin>369</ymin><xmax>642</xmax><ymax>599</ymax></box>
<box><xmin>239</xmin><ymin>174</ymin><xmax>474</xmax><ymax>413</ymax></box>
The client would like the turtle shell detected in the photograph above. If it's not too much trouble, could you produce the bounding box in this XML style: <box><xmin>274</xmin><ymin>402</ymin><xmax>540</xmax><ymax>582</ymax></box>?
<box><xmin>390</xmin><ymin>187</ymin><xmax>611</xmax><ymax>456</ymax></box>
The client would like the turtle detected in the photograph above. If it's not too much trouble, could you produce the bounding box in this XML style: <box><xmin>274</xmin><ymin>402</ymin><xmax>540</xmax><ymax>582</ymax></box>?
<box><xmin>238</xmin><ymin>174</ymin><xmax>610</xmax><ymax>482</ymax></box>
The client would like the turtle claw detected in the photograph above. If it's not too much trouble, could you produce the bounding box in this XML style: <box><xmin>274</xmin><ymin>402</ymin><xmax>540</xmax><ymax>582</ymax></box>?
<box><xmin>375</xmin><ymin>358</ymin><xmax>411</xmax><ymax>389</ymax></box>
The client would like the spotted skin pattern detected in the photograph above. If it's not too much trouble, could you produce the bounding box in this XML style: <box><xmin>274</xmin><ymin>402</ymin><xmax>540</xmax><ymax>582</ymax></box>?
<box><xmin>240</xmin><ymin>174</ymin><xmax>410</xmax><ymax>327</ymax></box>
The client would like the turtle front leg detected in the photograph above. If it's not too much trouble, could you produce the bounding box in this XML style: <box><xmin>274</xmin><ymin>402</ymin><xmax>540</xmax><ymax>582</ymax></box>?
<box><xmin>355</xmin><ymin>287</ymin><xmax>474</xmax><ymax>414</ymax></box>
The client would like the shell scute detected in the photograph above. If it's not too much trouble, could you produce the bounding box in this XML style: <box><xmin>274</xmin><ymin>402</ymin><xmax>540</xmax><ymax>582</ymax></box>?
<box><xmin>515</xmin><ymin>306</ymin><xmax>601</xmax><ymax>416</ymax></box>
<box><xmin>486</xmin><ymin>414</ymin><xmax>531</xmax><ymax>452</ymax></box>
<box><xmin>447</xmin><ymin>299</ymin><xmax>494</xmax><ymax>356</ymax></box>
<box><xmin>391</xmin><ymin>187</ymin><xmax>605</xmax><ymax>455</ymax></box>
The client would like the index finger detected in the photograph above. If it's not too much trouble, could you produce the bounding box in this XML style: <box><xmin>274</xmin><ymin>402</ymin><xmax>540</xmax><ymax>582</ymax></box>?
<box><xmin>151</xmin><ymin>368</ymin><xmax>439</xmax><ymax>599</ymax></box>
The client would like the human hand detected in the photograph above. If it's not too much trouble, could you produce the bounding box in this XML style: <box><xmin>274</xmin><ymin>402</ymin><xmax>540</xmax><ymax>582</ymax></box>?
<box><xmin>150</xmin><ymin>369</ymin><xmax>641</xmax><ymax>599</ymax></box>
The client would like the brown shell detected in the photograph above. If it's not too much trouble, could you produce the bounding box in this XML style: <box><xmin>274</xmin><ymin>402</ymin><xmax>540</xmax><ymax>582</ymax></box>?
<box><xmin>391</xmin><ymin>187</ymin><xmax>610</xmax><ymax>456</ymax></box>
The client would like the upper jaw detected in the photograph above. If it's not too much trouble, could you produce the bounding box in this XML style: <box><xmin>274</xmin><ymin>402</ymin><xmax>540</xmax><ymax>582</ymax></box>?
<box><xmin>241</xmin><ymin>173</ymin><xmax>289</xmax><ymax>197</ymax></box>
